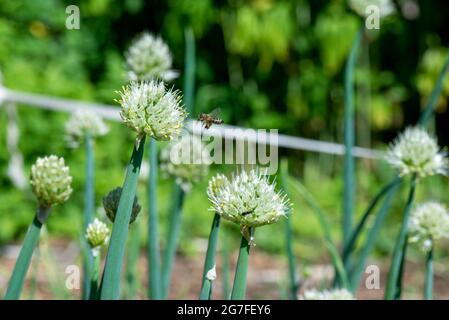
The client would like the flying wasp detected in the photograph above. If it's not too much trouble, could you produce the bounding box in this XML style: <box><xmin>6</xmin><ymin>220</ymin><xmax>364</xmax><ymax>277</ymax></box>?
<box><xmin>198</xmin><ymin>108</ymin><xmax>224</xmax><ymax>129</ymax></box>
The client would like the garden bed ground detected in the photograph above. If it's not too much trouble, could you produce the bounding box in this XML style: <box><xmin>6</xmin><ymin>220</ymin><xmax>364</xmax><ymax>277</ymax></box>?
<box><xmin>1</xmin><ymin>239</ymin><xmax>448</xmax><ymax>300</ymax></box>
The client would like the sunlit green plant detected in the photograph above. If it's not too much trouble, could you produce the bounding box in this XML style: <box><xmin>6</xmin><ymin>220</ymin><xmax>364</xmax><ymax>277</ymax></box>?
<box><xmin>4</xmin><ymin>155</ymin><xmax>72</xmax><ymax>300</ymax></box>
<box><xmin>86</xmin><ymin>218</ymin><xmax>110</xmax><ymax>300</ymax></box>
<box><xmin>100</xmin><ymin>80</ymin><xmax>186</xmax><ymax>300</ymax></box>
<box><xmin>384</xmin><ymin>127</ymin><xmax>448</xmax><ymax>300</ymax></box>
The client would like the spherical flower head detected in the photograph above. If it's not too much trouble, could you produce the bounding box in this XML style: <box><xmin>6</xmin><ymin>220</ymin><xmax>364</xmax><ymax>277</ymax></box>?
<box><xmin>301</xmin><ymin>288</ymin><xmax>355</xmax><ymax>300</ymax></box>
<box><xmin>349</xmin><ymin>0</ymin><xmax>395</xmax><ymax>18</ymax></box>
<box><xmin>160</xmin><ymin>135</ymin><xmax>211</xmax><ymax>192</ymax></box>
<box><xmin>102</xmin><ymin>187</ymin><xmax>142</xmax><ymax>225</ymax></box>
<box><xmin>118</xmin><ymin>80</ymin><xmax>187</xmax><ymax>141</ymax></box>
<box><xmin>125</xmin><ymin>32</ymin><xmax>177</xmax><ymax>82</ymax></box>
<box><xmin>86</xmin><ymin>218</ymin><xmax>110</xmax><ymax>249</ymax></box>
<box><xmin>385</xmin><ymin>127</ymin><xmax>448</xmax><ymax>178</ymax></box>
<box><xmin>409</xmin><ymin>202</ymin><xmax>449</xmax><ymax>252</ymax></box>
<box><xmin>65</xmin><ymin>110</ymin><xmax>109</xmax><ymax>147</ymax></box>
<box><xmin>30</xmin><ymin>155</ymin><xmax>73</xmax><ymax>208</ymax></box>
<box><xmin>207</xmin><ymin>169</ymin><xmax>289</xmax><ymax>231</ymax></box>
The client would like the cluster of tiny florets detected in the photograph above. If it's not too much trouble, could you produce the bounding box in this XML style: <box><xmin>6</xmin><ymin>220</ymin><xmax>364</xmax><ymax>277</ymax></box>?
<box><xmin>86</xmin><ymin>218</ymin><xmax>110</xmax><ymax>250</ymax></box>
<box><xmin>30</xmin><ymin>155</ymin><xmax>73</xmax><ymax>207</ymax></box>
<box><xmin>160</xmin><ymin>135</ymin><xmax>211</xmax><ymax>192</ymax></box>
<box><xmin>409</xmin><ymin>202</ymin><xmax>449</xmax><ymax>252</ymax></box>
<box><xmin>118</xmin><ymin>80</ymin><xmax>187</xmax><ymax>141</ymax></box>
<box><xmin>207</xmin><ymin>169</ymin><xmax>289</xmax><ymax>230</ymax></box>
<box><xmin>65</xmin><ymin>110</ymin><xmax>109</xmax><ymax>147</ymax></box>
<box><xmin>125</xmin><ymin>32</ymin><xmax>177</xmax><ymax>82</ymax></box>
<box><xmin>385</xmin><ymin>127</ymin><xmax>448</xmax><ymax>178</ymax></box>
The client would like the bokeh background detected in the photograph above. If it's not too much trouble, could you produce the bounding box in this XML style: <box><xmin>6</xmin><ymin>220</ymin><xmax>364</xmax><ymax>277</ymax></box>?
<box><xmin>1</xmin><ymin>0</ymin><xmax>449</xmax><ymax>299</ymax></box>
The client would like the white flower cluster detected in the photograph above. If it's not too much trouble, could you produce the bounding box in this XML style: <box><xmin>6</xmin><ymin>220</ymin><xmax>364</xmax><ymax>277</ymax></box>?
<box><xmin>409</xmin><ymin>202</ymin><xmax>449</xmax><ymax>252</ymax></box>
<box><xmin>86</xmin><ymin>218</ymin><xmax>110</xmax><ymax>251</ymax></box>
<box><xmin>118</xmin><ymin>80</ymin><xmax>187</xmax><ymax>141</ymax></box>
<box><xmin>126</xmin><ymin>32</ymin><xmax>177</xmax><ymax>82</ymax></box>
<box><xmin>386</xmin><ymin>127</ymin><xmax>448</xmax><ymax>178</ymax></box>
<box><xmin>160</xmin><ymin>135</ymin><xmax>211</xmax><ymax>192</ymax></box>
<box><xmin>207</xmin><ymin>169</ymin><xmax>289</xmax><ymax>231</ymax></box>
<box><xmin>65</xmin><ymin>110</ymin><xmax>109</xmax><ymax>147</ymax></box>
<box><xmin>349</xmin><ymin>0</ymin><xmax>395</xmax><ymax>18</ymax></box>
<box><xmin>30</xmin><ymin>155</ymin><xmax>73</xmax><ymax>208</ymax></box>
<box><xmin>301</xmin><ymin>288</ymin><xmax>355</xmax><ymax>300</ymax></box>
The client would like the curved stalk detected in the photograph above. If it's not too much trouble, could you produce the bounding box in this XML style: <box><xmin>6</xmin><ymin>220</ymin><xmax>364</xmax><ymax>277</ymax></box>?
<box><xmin>100</xmin><ymin>136</ymin><xmax>146</xmax><ymax>300</ymax></box>
<box><xmin>199</xmin><ymin>213</ymin><xmax>221</xmax><ymax>300</ymax></box>
<box><xmin>147</xmin><ymin>138</ymin><xmax>161</xmax><ymax>299</ymax></box>
<box><xmin>349</xmin><ymin>180</ymin><xmax>400</xmax><ymax>292</ymax></box>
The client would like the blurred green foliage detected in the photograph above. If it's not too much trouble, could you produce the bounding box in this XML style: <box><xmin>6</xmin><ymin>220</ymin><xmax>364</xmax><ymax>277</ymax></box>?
<box><xmin>1</xmin><ymin>0</ymin><xmax>449</xmax><ymax>262</ymax></box>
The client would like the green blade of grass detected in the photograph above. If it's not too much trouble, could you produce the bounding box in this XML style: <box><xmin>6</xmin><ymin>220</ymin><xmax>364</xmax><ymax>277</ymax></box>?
<box><xmin>230</xmin><ymin>229</ymin><xmax>253</xmax><ymax>300</ymax></box>
<box><xmin>288</xmin><ymin>180</ymin><xmax>349</xmax><ymax>289</ymax></box>
<box><xmin>418</xmin><ymin>50</ymin><xmax>449</xmax><ymax>126</ymax></box>
<box><xmin>424</xmin><ymin>248</ymin><xmax>433</xmax><ymax>300</ymax></box>
<box><xmin>199</xmin><ymin>213</ymin><xmax>221</xmax><ymax>300</ymax></box>
<box><xmin>343</xmin><ymin>177</ymin><xmax>402</xmax><ymax>263</ymax></box>
<box><xmin>4</xmin><ymin>208</ymin><xmax>48</xmax><ymax>300</ymax></box>
<box><xmin>147</xmin><ymin>137</ymin><xmax>161</xmax><ymax>299</ymax></box>
<box><xmin>82</xmin><ymin>134</ymin><xmax>94</xmax><ymax>300</ymax></box>
<box><xmin>342</xmin><ymin>29</ymin><xmax>362</xmax><ymax>252</ymax></box>
<box><xmin>349</xmin><ymin>180</ymin><xmax>400</xmax><ymax>292</ymax></box>
<box><xmin>385</xmin><ymin>174</ymin><xmax>416</xmax><ymax>300</ymax></box>
<box><xmin>100</xmin><ymin>136</ymin><xmax>146</xmax><ymax>300</ymax></box>
<box><xmin>279</xmin><ymin>160</ymin><xmax>299</xmax><ymax>300</ymax></box>
<box><xmin>161</xmin><ymin>184</ymin><xmax>185</xmax><ymax>299</ymax></box>
<box><xmin>183</xmin><ymin>27</ymin><xmax>196</xmax><ymax>114</ymax></box>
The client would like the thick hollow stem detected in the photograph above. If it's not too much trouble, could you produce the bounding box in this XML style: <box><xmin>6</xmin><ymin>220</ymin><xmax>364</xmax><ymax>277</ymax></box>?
<box><xmin>424</xmin><ymin>248</ymin><xmax>433</xmax><ymax>300</ymax></box>
<box><xmin>385</xmin><ymin>175</ymin><xmax>417</xmax><ymax>300</ymax></box>
<box><xmin>230</xmin><ymin>229</ymin><xmax>253</xmax><ymax>300</ymax></box>
<box><xmin>147</xmin><ymin>138</ymin><xmax>161</xmax><ymax>299</ymax></box>
<box><xmin>4</xmin><ymin>207</ymin><xmax>49</xmax><ymax>300</ymax></box>
<box><xmin>349</xmin><ymin>180</ymin><xmax>400</xmax><ymax>292</ymax></box>
<box><xmin>89</xmin><ymin>250</ymin><xmax>101</xmax><ymax>300</ymax></box>
<box><xmin>221</xmin><ymin>230</ymin><xmax>231</xmax><ymax>300</ymax></box>
<box><xmin>83</xmin><ymin>134</ymin><xmax>95</xmax><ymax>300</ymax></box>
<box><xmin>161</xmin><ymin>185</ymin><xmax>185</xmax><ymax>299</ymax></box>
<box><xmin>199</xmin><ymin>213</ymin><xmax>221</xmax><ymax>300</ymax></box>
<box><xmin>100</xmin><ymin>136</ymin><xmax>146</xmax><ymax>300</ymax></box>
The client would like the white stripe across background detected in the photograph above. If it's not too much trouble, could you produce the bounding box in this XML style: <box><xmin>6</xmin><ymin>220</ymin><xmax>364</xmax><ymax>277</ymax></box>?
<box><xmin>0</xmin><ymin>86</ymin><xmax>383</xmax><ymax>160</ymax></box>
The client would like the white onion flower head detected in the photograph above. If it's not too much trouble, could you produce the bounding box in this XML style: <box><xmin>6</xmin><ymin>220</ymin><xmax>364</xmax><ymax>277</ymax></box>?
<box><xmin>301</xmin><ymin>288</ymin><xmax>355</xmax><ymax>300</ymax></box>
<box><xmin>30</xmin><ymin>155</ymin><xmax>73</xmax><ymax>208</ymax></box>
<box><xmin>86</xmin><ymin>218</ymin><xmax>110</xmax><ymax>256</ymax></box>
<box><xmin>160</xmin><ymin>134</ymin><xmax>211</xmax><ymax>192</ymax></box>
<box><xmin>118</xmin><ymin>80</ymin><xmax>187</xmax><ymax>142</ymax></box>
<box><xmin>207</xmin><ymin>169</ymin><xmax>289</xmax><ymax>240</ymax></box>
<box><xmin>409</xmin><ymin>202</ymin><xmax>449</xmax><ymax>252</ymax></box>
<box><xmin>349</xmin><ymin>0</ymin><xmax>395</xmax><ymax>18</ymax></box>
<box><xmin>126</xmin><ymin>32</ymin><xmax>177</xmax><ymax>82</ymax></box>
<box><xmin>385</xmin><ymin>127</ymin><xmax>448</xmax><ymax>178</ymax></box>
<box><xmin>65</xmin><ymin>110</ymin><xmax>109</xmax><ymax>148</ymax></box>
